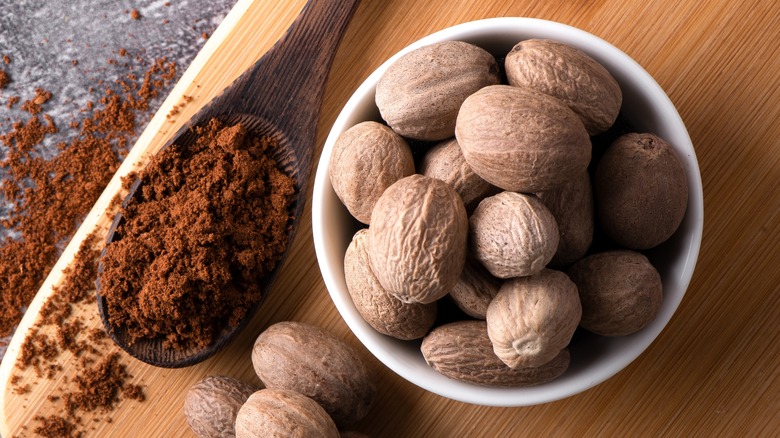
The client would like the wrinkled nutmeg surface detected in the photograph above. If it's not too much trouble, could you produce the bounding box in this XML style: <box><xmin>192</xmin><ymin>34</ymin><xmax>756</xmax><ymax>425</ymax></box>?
<box><xmin>456</xmin><ymin>85</ymin><xmax>591</xmax><ymax>192</ymax></box>
<box><xmin>594</xmin><ymin>132</ymin><xmax>688</xmax><ymax>249</ymax></box>
<box><xmin>345</xmin><ymin>229</ymin><xmax>437</xmax><ymax>340</ymax></box>
<box><xmin>486</xmin><ymin>269</ymin><xmax>581</xmax><ymax>369</ymax></box>
<box><xmin>251</xmin><ymin>322</ymin><xmax>375</xmax><ymax>428</ymax></box>
<box><xmin>420</xmin><ymin>137</ymin><xmax>497</xmax><ymax>211</ymax></box>
<box><xmin>448</xmin><ymin>257</ymin><xmax>501</xmax><ymax>320</ymax></box>
<box><xmin>235</xmin><ymin>389</ymin><xmax>339</xmax><ymax>438</ymax></box>
<box><xmin>537</xmin><ymin>171</ymin><xmax>594</xmax><ymax>266</ymax></box>
<box><xmin>469</xmin><ymin>191</ymin><xmax>559</xmax><ymax>279</ymax></box>
<box><xmin>376</xmin><ymin>40</ymin><xmax>500</xmax><ymax>141</ymax></box>
<box><xmin>184</xmin><ymin>375</ymin><xmax>258</xmax><ymax>438</ymax></box>
<box><xmin>568</xmin><ymin>250</ymin><xmax>663</xmax><ymax>336</ymax></box>
<box><xmin>421</xmin><ymin>320</ymin><xmax>570</xmax><ymax>387</ymax></box>
<box><xmin>505</xmin><ymin>38</ymin><xmax>622</xmax><ymax>135</ymax></box>
<box><xmin>330</xmin><ymin>121</ymin><xmax>415</xmax><ymax>224</ymax></box>
<box><xmin>369</xmin><ymin>174</ymin><xmax>468</xmax><ymax>304</ymax></box>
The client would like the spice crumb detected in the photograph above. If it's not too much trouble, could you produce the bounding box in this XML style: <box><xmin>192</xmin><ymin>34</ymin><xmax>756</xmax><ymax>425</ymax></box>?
<box><xmin>124</xmin><ymin>384</ymin><xmax>146</xmax><ymax>402</ymax></box>
<box><xmin>202</xmin><ymin>32</ymin><xmax>209</xmax><ymax>40</ymax></box>
<box><xmin>3</xmin><ymin>54</ymin><xmax>11</xmax><ymax>64</ymax></box>
<box><xmin>130</xmin><ymin>9</ymin><xmax>141</xmax><ymax>20</ymax></box>
<box><xmin>6</xmin><ymin>95</ymin><xmax>19</xmax><ymax>108</ymax></box>
<box><xmin>13</xmin><ymin>384</ymin><xmax>31</xmax><ymax>395</ymax></box>
<box><xmin>19</xmin><ymin>87</ymin><xmax>53</xmax><ymax>114</ymax></box>
<box><xmin>0</xmin><ymin>70</ymin><xmax>10</xmax><ymax>88</ymax></box>
<box><xmin>33</xmin><ymin>415</ymin><xmax>77</xmax><ymax>438</ymax></box>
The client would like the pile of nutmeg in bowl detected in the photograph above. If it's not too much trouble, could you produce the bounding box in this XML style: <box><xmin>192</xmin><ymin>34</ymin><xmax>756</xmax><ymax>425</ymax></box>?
<box><xmin>324</xmin><ymin>37</ymin><xmax>689</xmax><ymax>390</ymax></box>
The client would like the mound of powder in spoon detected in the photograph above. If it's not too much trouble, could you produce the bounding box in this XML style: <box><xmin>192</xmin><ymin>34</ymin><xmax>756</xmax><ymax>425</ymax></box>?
<box><xmin>99</xmin><ymin>118</ymin><xmax>295</xmax><ymax>350</ymax></box>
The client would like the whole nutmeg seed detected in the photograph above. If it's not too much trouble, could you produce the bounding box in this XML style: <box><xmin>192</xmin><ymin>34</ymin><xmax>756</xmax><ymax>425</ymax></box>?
<box><xmin>345</xmin><ymin>229</ymin><xmax>437</xmax><ymax>340</ymax></box>
<box><xmin>235</xmin><ymin>389</ymin><xmax>339</xmax><ymax>438</ymax></box>
<box><xmin>369</xmin><ymin>174</ymin><xmax>468</xmax><ymax>304</ymax></box>
<box><xmin>536</xmin><ymin>171</ymin><xmax>594</xmax><ymax>266</ymax></box>
<box><xmin>567</xmin><ymin>250</ymin><xmax>663</xmax><ymax>336</ymax></box>
<box><xmin>251</xmin><ymin>321</ymin><xmax>375</xmax><ymax>428</ymax></box>
<box><xmin>469</xmin><ymin>191</ymin><xmax>559</xmax><ymax>279</ymax></box>
<box><xmin>448</xmin><ymin>257</ymin><xmax>501</xmax><ymax>320</ymax></box>
<box><xmin>505</xmin><ymin>38</ymin><xmax>622</xmax><ymax>135</ymax></box>
<box><xmin>594</xmin><ymin>132</ymin><xmax>688</xmax><ymax>249</ymax></box>
<box><xmin>329</xmin><ymin>121</ymin><xmax>415</xmax><ymax>224</ymax></box>
<box><xmin>456</xmin><ymin>84</ymin><xmax>591</xmax><ymax>192</ymax></box>
<box><xmin>421</xmin><ymin>320</ymin><xmax>570</xmax><ymax>387</ymax></box>
<box><xmin>486</xmin><ymin>269</ymin><xmax>581</xmax><ymax>369</ymax></box>
<box><xmin>376</xmin><ymin>40</ymin><xmax>500</xmax><ymax>141</ymax></box>
<box><xmin>419</xmin><ymin>137</ymin><xmax>497</xmax><ymax>212</ymax></box>
<box><xmin>184</xmin><ymin>375</ymin><xmax>258</xmax><ymax>438</ymax></box>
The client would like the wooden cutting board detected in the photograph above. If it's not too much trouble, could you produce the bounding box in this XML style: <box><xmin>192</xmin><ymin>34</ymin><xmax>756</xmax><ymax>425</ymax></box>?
<box><xmin>3</xmin><ymin>0</ymin><xmax>780</xmax><ymax>436</ymax></box>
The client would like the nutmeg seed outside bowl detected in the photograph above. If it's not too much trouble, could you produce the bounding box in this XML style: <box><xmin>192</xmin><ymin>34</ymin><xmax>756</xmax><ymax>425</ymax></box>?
<box><xmin>312</xmin><ymin>17</ymin><xmax>703</xmax><ymax>406</ymax></box>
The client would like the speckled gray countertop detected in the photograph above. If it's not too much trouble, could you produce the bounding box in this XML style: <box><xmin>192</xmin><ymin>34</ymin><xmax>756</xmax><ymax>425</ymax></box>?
<box><xmin>0</xmin><ymin>0</ymin><xmax>237</xmax><ymax>366</ymax></box>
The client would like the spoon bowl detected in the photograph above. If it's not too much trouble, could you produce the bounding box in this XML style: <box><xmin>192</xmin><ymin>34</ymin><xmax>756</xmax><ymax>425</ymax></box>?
<box><xmin>96</xmin><ymin>0</ymin><xmax>360</xmax><ymax>368</ymax></box>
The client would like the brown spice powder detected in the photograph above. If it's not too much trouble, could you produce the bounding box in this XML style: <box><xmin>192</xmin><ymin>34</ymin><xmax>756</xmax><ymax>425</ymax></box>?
<box><xmin>0</xmin><ymin>56</ymin><xmax>177</xmax><ymax>339</ymax></box>
<box><xmin>20</xmin><ymin>88</ymin><xmax>53</xmax><ymax>114</ymax></box>
<box><xmin>0</xmin><ymin>69</ymin><xmax>10</xmax><ymax>88</ymax></box>
<box><xmin>2</xmin><ymin>52</ymin><xmax>174</xmax><ymax>437</ymax></box>
<box><xmin>7</xmin><ymin>95</ymin><xmax>20</xmax><ymax>108</ymax></box>
<box><xmin>14</xmin><ymin>232</ymin><xmax>146</xmax><ymax>436</ymax></box>
<box><xmin>33</xmin><ymin>415</ymin><xmax>78</xmax><ymax>438</ymax></box>
<box><xmin>100</xmin><ymin>119</ymin><xmax>295</xmax><ymax>350</ymax></box>
<box><xmin>64</xmin><ymin>352</ymin><xmax>135</xmax><ymax>414</ymax></box>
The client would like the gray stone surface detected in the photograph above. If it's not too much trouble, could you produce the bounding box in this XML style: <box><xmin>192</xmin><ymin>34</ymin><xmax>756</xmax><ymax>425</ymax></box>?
<box><xmin>0</xmin><ymin>0</ymin><xmax>237</xmax><ymax>365</ymax></box>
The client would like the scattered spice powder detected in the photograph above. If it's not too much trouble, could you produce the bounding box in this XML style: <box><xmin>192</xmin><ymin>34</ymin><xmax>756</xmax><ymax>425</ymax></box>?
<box><xmin>20</xmin><ymin>87</ymin><xmax>53</xmax><ymax>114</ymax></box>
<box><xmin>33</xmin><ymin>415</ymin><xmax>78</xmax><ymax>438</ymax></box>
<box><xmin>0</xmin><ymin>55</ymin><xmax>177</xmax><ymax>339</ymax></box>
<box><xmin>64</xmin><ymin>352</ymin><xmax>135</xmax><ymax>414</ymax></box>
<box><xmin>13</xmin><ymin>233</ymin><xmax>146</xmax><ymax>436</ymax></box>
<box><xmin>13</xmin><ymin>382</ymin><xmax>32</xmax><ymax>395</ymax></box>
<box><xmin>100</xmin><ymin>119</ymin><xmax>295</xmax><ymax>350</ymax></box>
<box><xmin>2</xmin><ymin>52</ymin><xmax>176</xmax><ymax>437</ymax></box>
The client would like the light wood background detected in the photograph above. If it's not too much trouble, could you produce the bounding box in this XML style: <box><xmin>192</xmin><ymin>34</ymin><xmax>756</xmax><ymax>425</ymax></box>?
<box><xmin>3</xmin><ymin>0</ymin><xmax>780</xmax><ymax>436</ymax></box>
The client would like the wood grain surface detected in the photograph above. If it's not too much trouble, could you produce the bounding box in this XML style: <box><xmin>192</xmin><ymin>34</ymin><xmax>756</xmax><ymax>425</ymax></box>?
<box><xmin>3</xmin><ymin>0</ymin><xmax>780</xmax><ymax>436</ymax></box>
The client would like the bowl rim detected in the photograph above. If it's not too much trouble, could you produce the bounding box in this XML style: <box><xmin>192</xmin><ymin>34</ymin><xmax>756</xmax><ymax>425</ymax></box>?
<box><xmin>312</xmin><ymin>17</ymin><xmax>704</xmax><ymax>406</ymax></box>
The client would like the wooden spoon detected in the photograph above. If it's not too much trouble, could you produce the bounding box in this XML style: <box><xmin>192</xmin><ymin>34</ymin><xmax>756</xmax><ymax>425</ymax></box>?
<box><xmin>95</xmin><ymin>0</ymin><xmax>360</xmax><ymax>368</ymax></box>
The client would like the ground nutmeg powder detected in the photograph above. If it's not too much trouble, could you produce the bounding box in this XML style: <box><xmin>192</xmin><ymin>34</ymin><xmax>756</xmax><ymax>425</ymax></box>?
<box><xmin>13</xmin><ymin>233</ymin><xmax>147</xmax><ymax>438</ymax></box>
<box><xmin>0</xmin><ymin>54</ymin><xmax>177</xmax><ymax>342</ymax></box>
<box><xmin>99</xmin><ymin>118</ymin><xmax>295</xmax><ymax>350</ymax></box>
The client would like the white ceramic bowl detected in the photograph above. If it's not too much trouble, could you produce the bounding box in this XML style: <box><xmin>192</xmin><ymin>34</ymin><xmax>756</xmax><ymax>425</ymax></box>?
<box><xmin>312</xmin><ymin>18</ymin><xmax>703</xmax><ymax>406</ymax></box>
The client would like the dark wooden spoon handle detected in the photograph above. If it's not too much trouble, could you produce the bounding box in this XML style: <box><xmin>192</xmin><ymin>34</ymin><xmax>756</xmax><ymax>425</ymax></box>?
<box><xmin>219</xmin><ymin>0</ymin><xmax>360</xmax><ymax>142</ymax></box>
